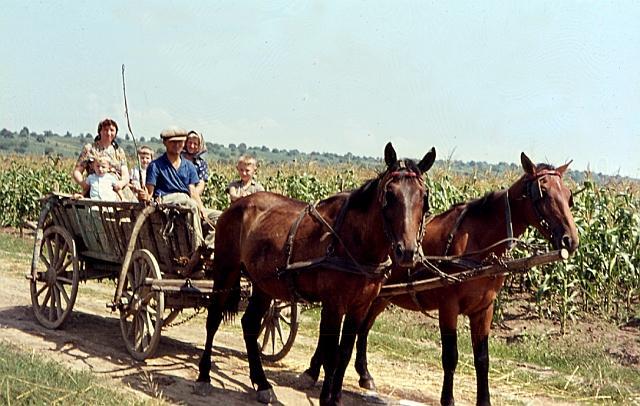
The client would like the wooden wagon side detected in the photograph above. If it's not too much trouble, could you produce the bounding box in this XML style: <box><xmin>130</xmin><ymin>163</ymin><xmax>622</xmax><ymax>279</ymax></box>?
<box><xmin>28</xmin><ymin>193</ymin><xmax>299</xmax><ymax>362</ymax></box>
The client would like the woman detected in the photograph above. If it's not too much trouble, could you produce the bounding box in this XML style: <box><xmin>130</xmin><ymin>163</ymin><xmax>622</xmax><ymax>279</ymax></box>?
<box><xmin>181</xmin><ymin>130</ymin><xmax>209</xmax><ymax>196</ymax></box>
<box><xmin>73</xmin><ymin>118</ymin><xmax>132</xmax><ymax>199</ymax></box>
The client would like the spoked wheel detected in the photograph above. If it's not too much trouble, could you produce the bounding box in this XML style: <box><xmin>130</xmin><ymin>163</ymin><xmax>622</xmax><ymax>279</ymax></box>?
<box><xmin>30</xmin><ymin>225</ymin><xmax>80</xmax><ymax>329</ymax></box>
<box><xmin>258</xmin><ymin>299</ymin><xmax>299</xmax><ymax>362</ymax></box>
<box><xmin>119</xmin><ymin>249</ymin><xmax>164</xmax><ymax>361</ymax></box>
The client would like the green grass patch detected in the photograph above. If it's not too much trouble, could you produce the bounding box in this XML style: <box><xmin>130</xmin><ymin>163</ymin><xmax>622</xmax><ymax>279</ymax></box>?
<box><xmin>0</xmin><ymin>341</ymin><xmax>163</xmax><ymax>405</ymax></box>
<box><xmin>0</xmin><ymin>232</ymin><xmax>32</xmax><ymax>258</ymax></box>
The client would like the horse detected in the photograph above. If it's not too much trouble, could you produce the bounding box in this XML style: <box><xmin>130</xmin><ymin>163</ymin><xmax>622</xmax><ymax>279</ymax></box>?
<box><xmin>195</xmin><ymin>142</ymin><xmax>436</xmax><ymax>405</ymax></box>
<box><xmin>302</xmin><ymin>152</ymin><xmax>579</xmax><ymax>406</ymax></box>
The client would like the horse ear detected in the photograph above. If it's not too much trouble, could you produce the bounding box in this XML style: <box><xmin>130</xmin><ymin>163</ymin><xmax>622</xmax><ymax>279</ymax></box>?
<box><xmin>520</xmin><ymin>152</ymin><xmax>536</xmax><ymax>176</ymax></box>
<box><xmin>418</xmin><ymin>147</ymin><xmax>436</xmax><ymax>173</ymax></box>
<box><xmin>556</xmin><ymin>159</ymin><xmax>573</xmax><ymax>176</ymax></box>
<box><xmin>384</xmin><ymin>142</ymin><xmax>397</xmax><ymax>167</ymax></box>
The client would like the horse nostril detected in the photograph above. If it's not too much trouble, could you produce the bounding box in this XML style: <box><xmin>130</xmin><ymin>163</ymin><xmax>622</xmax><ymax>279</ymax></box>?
<box><xmin>561</xmin><ymin>235</ymin><xmax>572</xmax><ymax>249</ymax></box>
<box><xmin>394</xmin><ymin>243</ymin><xmax>404</xmax><ymax>259</ymax></box>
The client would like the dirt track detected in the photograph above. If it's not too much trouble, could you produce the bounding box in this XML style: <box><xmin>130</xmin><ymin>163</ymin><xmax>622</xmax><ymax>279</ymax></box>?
<box><xmin>0</xmin><ymin>248</ymin><xmax>599</xmax><ymax>406</ymax></box>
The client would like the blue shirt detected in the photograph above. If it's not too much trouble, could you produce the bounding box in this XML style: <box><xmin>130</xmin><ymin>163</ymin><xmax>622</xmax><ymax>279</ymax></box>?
<box><xmin>146</xmin><ymin>153</ymin><xmax>199</xmax><ymax>197</ymax></box>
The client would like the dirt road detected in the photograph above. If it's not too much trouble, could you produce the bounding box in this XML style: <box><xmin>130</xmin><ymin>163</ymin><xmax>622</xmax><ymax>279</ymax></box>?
<box><xmin>0</xmin><ymin>249</ymin><xmax>590</xmax><ymax>406</ymax></box>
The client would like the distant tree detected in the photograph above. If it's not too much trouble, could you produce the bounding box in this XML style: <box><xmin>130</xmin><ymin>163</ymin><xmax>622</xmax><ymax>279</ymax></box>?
<box><xmin>64</xmin><ymin>131</ymin><xmax>72</xmax><ymax>138</ymax></box>
<box><xmin>228</xmin><ymin>143</ymin><xmax>236</xmax><ymax>150</ymax></box>
<box><xmin>139</xmin><ymin>136</ymin><xmax>146</xmax><ymax>142</ymax></box>
<box><xmin>19</xmin><ymin>140</ymin><xmax>28</xmax><ymax>149</ymax></box>
<box><xmin>44</xmin><ymin>147</ymin><xmax>55</xmax><ymax>155</ymax></box>
<box><xmin>271</xmin><ymin>147</ymin><xmax>279</xmax><ymax>153</ymax></box>
<box><xmin>150</xmin><ymin>136</ymin><xmax>159</xmax><ymax>143</ymax></box>
<box><xmin>238</xmin><ymin>143</ymin><xmax>247</xmax><ymax>154</ymax></box>
<box><xmin>19</xmin><ymin>127</ymin><xmax>29</xmax><ymax>138</ymax></box>
<box><xmin>85</xmin><ymin>133</ymin><xmax>93</xmax><ymax>139</ymax></box>
<box><xmin>261</xmin><ymin>145</ymin><xmax>269</xmax><ymax>152</ymax></box>
<box><xmin>0</xmin><ymin>129</ymin><xmax>13</xmax><ymax>138</ymax></box>
<box><xmin>125</xmin><ymin>134</ymin><xmax>130</xmax><ymax>141</ymax></box>
<box><xmin>36</xmin><ymin>135</ymin><xmax>46</xmax><ymax>143</ymax></box>
<box><xmin>43</xmin><ymin>130</ymin><xmax>53</xmax><ymax>138</ymax></box>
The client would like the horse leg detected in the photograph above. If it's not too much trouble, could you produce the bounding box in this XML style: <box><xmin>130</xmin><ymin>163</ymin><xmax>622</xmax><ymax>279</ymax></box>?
<box><xmin>326</xmin><ymin>310</ymin><xmax>367</xmax><ymax>405</ymax></box>
<box><xmin>439</xmin><ymin>308</ymin><xmax>459</xmax><ymax>406</ymax></box>
<box><xmin>195</xmin><ymin>294</ymin><xmax>226</xmax><ymax>394</ymax></box>
<box><xmin>469</xmin><ymin>305</ymin><xmax>494</xmax><ymax>406</ymax></box>
<box><xmin>299</xmin><ymin>332</ymin><xmax>323</xmax><ymax>387</ymax></box>
<box><xmin>318</xmin><ymin>305</ymin><xmax>344</xmax><ymax>406</ymax></box>
<box><xmin>241</xmin><ymin>289</ymin><xmax>276</xmax><ymax>403</ymax></box>
<box><xmin>354</xmin><ymin>297</ymin><xmax>389</xmax><ymax>390</ymax></box>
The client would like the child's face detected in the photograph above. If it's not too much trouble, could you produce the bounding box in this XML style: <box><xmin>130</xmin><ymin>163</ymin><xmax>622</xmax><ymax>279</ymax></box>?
<box><xmin>186</xmin><ymin>138</ymin><xmax>200</xmax><ymax>154</ymax></box>
<box><xmin>93</xmin><ymin>160</ymin><xmax>110</xmax><ymax>176</ymax></box>
<box><xmin>138</xmin><ymin>151</ymin><xmax>152</xmax><ymax>168</ymax></box>
<box><xmin>237</xmin><ymin>162</ymin><xmax>255</xmax><ymax>183</ymax></box>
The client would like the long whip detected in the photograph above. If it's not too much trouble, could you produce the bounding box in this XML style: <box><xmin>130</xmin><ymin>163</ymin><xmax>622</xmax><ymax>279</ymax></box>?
<box><xmin>121</xmin><ymin>64</ymin><xmax>143</xmax><ymax>187</ymax></box>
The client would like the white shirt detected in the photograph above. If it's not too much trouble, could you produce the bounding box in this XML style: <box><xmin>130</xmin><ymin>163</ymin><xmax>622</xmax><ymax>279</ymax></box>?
<box><xmin>87</xmin><ymin>173</ymin><xmax>120</xmax><ymax>201</ymax></box>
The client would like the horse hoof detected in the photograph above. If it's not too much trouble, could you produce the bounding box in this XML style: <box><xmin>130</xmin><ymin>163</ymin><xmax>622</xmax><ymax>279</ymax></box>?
<box><xmin>359</xmin><ymin>377</ymin><xmax>376</xmax><ymax>391</ymax></box>
<box><xmin>256</xmin><ymin>388</ymin><xmax>277</xmax><ymax>404</ymax></box>
<box><xmin>193</xmin><ymin>381</ymin><xmax>213</xmax><ymax>396</ymax></box>
<box><xmin>297</xmin><ymin>371</ymin><xmax>317</xmax><ymax>388</ymax></box>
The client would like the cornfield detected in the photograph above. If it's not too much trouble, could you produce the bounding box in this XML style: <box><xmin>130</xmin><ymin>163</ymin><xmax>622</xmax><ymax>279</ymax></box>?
<box><xmin>1</xmin><ymin>156</ymin><xmax>637</xmax><ymax>327</ymax></box>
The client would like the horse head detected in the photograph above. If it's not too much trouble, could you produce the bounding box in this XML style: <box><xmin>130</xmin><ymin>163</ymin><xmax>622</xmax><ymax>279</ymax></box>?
<box><xmin>515</xmin><ymin>152</ymin><xmax>579</xmax><ymax>253</ymax></box>
<box><xmin>380</xmin><ymin>142</ymin><xmax>436</xmax><ymax>267</ymax></box>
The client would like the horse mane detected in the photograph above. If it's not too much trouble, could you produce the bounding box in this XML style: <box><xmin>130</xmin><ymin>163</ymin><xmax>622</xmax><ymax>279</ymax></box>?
<box><xmin>447</xmin><ymin>162</ymin><xmax>559</xmax><ymax>219</ymax></box>
<box><xmin>348</xmin><ymin>159</ymin><xmax>422</xmax><ymax>211</ymax></box>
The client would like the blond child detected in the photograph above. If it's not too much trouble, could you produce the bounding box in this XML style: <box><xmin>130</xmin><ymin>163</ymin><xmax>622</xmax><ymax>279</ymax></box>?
<box><xmin>226</xmin><ymin>155</ymin><xmax>264</xmax><ymax>202</ymax></box>
<box><xmin>73</xmin><ymin>156</ymin><xmax>121</xmax><ymax>201</ymax></box>
<box><xmin>130</xmin><ymin>145</ymin><xmax>154</xmax><ymax>191</ymax></box>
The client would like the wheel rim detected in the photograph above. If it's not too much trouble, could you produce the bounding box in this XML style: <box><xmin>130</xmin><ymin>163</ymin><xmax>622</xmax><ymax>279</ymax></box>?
<box><xmin>119</xmin><ymin>249</ymin><xmax>164</xmax><ymax>360</ymax></box>
<box><xmin>30</xmin><ymin>226</ymin><xmax>79</xmax><ymax>329</ymax></box>
<box><xmin>258</xmin><ymin>299</ymin><xmax>298</xmax><ymax>362</ymax></box>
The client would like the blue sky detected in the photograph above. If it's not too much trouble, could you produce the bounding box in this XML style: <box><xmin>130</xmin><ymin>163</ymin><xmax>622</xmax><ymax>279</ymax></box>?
<box><xmin>2</xmin><ymin>1</ymin><xmax>639</xmax><ymax>177</ymax></box>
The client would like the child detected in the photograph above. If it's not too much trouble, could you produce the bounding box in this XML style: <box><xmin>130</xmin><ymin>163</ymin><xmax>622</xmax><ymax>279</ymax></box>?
<box><xmin>130</xmin><ymin>145</ymin><xmax>154</xmax><ymax>191</ymax></box>
<box><xmin>227</xmin><ymin>155</ymin><xmax>264</xmax><ymax>202</ymax></box>
<box><xmin>80</xmin><ymin>156</ymin><xmax>121</xmax><ymax>201</ymax></box>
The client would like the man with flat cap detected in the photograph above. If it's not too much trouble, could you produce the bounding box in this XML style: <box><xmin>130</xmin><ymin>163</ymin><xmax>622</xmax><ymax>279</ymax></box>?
<box><xmin>138</xmin><ymin>127</ymin><xmax>210</xmax><ymax>247</ymax></box>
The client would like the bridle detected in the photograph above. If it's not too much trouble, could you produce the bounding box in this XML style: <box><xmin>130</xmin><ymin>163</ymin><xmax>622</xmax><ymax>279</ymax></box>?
<box><xmin>521</xmin><ymin>169</ymin><xmax>572</xmax><ymax>243</ymax></box>
<box><xmin>379</xmin><ymin>161</ymin><xmax>428</xmax><ymax>257</ymax></box>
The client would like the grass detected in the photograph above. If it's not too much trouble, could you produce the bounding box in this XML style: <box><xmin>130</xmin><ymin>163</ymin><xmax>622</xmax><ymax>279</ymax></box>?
<box><xmin>0</xmin><ymin>341</ymin><xmax>164</xmax><ymax>405</ymax></box>
<box><xmin>299</xmin><ymin>306</ymin><xmax>640</xmax><ymax>403</ymax></box>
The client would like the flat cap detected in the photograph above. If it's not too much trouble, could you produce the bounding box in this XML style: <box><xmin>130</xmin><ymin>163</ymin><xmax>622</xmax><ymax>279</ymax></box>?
<box><xmin>160</xmin><ymin>127</ymin><xmax>188</xmax><ymax>141</ymax></box>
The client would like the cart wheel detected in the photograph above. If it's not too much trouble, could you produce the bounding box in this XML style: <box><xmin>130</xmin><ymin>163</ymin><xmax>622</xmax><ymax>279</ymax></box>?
<box><xmin>30</xmin><ymin>225</ymin><xmax>79</xmax><ymax>329</ymax></box>
<box><xmin>119</xmin><ymin>249</ymin><xmax>164</xmax><ymax>361</ymax></box>
<box><xmin>258</xmin><ymin>299</ymin><xmax>299</xmax><ymax>362</ymax></box>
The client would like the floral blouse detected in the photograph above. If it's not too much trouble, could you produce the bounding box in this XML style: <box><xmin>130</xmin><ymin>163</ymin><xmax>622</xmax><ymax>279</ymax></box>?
<box><xmin>76</xmin><ymin>142</ymin><xmax>128</xmax><ymax>178</ymax></box>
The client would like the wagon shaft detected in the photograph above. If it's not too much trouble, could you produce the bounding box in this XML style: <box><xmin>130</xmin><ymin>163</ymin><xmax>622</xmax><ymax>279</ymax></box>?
<box><xmin>379</xmin><ymin>249</ymin><xmax>569</xmax><ymax>297</ymax></box>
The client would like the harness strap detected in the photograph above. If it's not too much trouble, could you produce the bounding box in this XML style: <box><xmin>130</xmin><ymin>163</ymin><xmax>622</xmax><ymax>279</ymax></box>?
<box><xmin>504</xmin><ymin>190</ymin><xmax>514</xmax><ymax>250</ymax></box>
<box><xmin>443</xmin><ymin>205</ymin><xmax>469</xmax><ymax>256</ymax></box>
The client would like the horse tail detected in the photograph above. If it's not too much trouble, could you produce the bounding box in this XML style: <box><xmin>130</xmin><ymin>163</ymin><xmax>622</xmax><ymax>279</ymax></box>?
<box><xmin>211</xmin><ymin>205</ymin><xmax>245</xmax><ymax>324</ymax></box>
<box><xmin>221</xmin><ymin>273</ymin><xmax>241</xmax><ymax>323</ymax></box>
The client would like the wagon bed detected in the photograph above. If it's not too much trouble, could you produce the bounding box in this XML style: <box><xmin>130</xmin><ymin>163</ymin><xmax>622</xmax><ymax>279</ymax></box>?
<box><xmin>27</xmin><ymin>194</ymin><xmax>298</xmax><ymax>361</ymax></box>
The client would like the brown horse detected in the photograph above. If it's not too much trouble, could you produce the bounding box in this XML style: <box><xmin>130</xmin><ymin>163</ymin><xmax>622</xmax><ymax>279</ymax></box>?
<box><xmin>303</xmin><ymin>153</ymin><xmax>578</xmax><ymax>406</ymax></box>
<box><xmin>196</xmin><ymin>143</ymin><xmax>436</xmax><ymax>405</ymax></box>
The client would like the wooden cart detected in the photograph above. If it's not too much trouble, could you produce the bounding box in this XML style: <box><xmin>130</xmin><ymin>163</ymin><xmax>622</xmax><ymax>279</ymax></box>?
<box><xmin>27</xmin><ymin>194</ymin><xmax>298</xmax><ymax>361</ymax></box>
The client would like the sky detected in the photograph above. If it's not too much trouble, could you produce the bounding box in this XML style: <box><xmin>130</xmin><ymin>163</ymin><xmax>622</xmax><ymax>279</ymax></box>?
<box><xmin>1</xmin><ymin>1</ymin><xmax>639</xmax><ymax>177</ymax></box>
